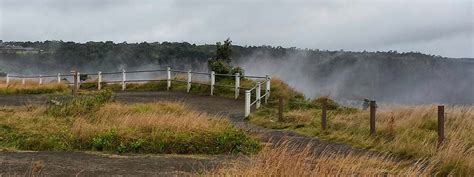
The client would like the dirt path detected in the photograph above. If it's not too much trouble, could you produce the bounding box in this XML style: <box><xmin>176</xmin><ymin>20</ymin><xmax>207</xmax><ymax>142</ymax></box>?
<box><xmin>0</xmin><ymin>151</ymin><xmax>230</xmax><ymax>176</ymax></box>
<box><xmin>0</xmin><ymin>91</ymin><xmax>384</xmax><ymax>176</ymax></box>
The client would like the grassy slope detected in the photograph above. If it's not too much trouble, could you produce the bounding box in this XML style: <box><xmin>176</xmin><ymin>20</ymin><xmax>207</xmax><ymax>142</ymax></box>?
<box><xmin>0</xmin><ymin>91</ymin><xmax>259</xmax><ymax>154</ymax></box>
<box><xmin>248</xmin><ymin>79</ymin><xmax>473</xmax><ymax>176</ymax></box>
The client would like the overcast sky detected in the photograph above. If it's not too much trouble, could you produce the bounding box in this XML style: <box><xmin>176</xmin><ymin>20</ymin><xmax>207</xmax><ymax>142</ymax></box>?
<box><xmin>0</xmin><ymin>0</ymin><xmax>472</xmax><ymax>58</ymax></box>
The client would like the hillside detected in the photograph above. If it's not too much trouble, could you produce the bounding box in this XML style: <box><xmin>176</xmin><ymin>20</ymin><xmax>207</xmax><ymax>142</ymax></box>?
<box><xmin>1</xmin><ymin>41</ymin><xmax>473</xmax><ymax>104</ymax></box>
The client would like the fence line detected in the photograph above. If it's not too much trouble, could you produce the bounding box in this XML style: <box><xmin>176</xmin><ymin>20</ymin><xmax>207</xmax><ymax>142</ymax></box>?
<box><xmin>5</xmin><ymin>67</ymin><xmax>270</xmax><ymax>117</ymax></box>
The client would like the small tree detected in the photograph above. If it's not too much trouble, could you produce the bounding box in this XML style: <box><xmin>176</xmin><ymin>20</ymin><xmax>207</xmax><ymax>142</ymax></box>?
<box><xmin>208</xmin><ymin>38</ymin><xmax>244</xmax><ymax>76</ymax></box>
<box><xmin>214</xmin><ymin>38</ymin><xmax>232</xmax><ymax>63</ymax></box>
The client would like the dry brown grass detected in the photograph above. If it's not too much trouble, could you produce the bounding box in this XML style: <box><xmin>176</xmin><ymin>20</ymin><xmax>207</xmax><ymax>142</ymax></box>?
<box><xmin>0</xmin><ymin>101</ymin><xmax>259</xmax><ymax>154</ymax></box>
<box><xmin>0</xmin><ymin>79</ymin><xmax>69</xmax><ymax>94</ymax></box>
<box><xmin>71</xmin><ymin>102</ymin><xmax>230</xmax><ymax>140</ymax></box>
<box><xmin>210</xmin><ymin>140</ymin><xmax>433</xmax><ymax>176</ymax></box>
<box><xmin>251</xmin><ymin>105</ymin><xmax>474</xmax><ymax>175</ymax></box>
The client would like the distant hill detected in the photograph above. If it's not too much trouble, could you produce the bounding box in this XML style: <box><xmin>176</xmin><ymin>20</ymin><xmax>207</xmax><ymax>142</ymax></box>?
<box><xmin>1</xmin><ymin>41</ymin><xmax>473</xmax><ymax>104</ymax></box>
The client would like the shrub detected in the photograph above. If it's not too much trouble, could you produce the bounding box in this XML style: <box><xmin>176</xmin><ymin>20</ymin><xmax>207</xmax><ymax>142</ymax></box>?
<box><xmin>289</xmin><ymin>95</ymin><xmax>311</xmax><ymax>110</ymax></box>
<box><xmin>311</xmin><ymin>96</ymin><xmax>340</xmax><ymax>110</ymax></box>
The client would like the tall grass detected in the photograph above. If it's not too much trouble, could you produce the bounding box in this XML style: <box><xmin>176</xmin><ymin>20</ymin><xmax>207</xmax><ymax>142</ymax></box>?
<box><xmin>250</xmin><ymin>105</ymin><xmax>474</xmax><ymax>175</ymax></box>
<box><xmin>0</xmin><ymin>80</ymin><xmax>69</xmax><ymax>94</ymax></box>
<box><xmin>209</xmin><ymin>140</ymin><xmax>433</xmax><ymax>176</ymax></box>
<box><xmin>0</xmin><ymin>95</ymin><xmax>259</xmax><ymax>154</ymax></box>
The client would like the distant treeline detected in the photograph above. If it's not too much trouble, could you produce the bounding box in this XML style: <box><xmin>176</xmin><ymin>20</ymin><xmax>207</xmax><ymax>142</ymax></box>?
<box><xmin>1</xmin><ymin>41</ymin><xmax>473</xmax><ymax>104</ymax></box>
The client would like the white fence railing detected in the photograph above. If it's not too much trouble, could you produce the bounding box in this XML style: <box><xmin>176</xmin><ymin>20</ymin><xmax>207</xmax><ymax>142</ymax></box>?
<box><xmin>4</xmin><ymin>67</ymin><xmax>270</xmax><ymax>117</ymax></box>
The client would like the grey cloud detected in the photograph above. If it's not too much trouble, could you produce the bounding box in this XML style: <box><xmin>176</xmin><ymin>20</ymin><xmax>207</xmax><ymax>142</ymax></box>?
<box><xmin>0</xmin><ymin>0</ymin><xmax>472</xmax><ymax>57</ymax></box>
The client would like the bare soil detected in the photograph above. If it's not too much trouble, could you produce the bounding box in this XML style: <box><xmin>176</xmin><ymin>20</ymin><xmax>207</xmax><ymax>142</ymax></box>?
<box><xmin>0</xmin><ymin>91</ymin><xmax>385</xmax><ymax>176</ymax></box>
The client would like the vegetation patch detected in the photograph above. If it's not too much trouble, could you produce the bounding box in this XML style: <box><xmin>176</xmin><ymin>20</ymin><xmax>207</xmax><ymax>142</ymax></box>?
<box><xmin>0</xmin><ymin>93</ymin><xmax>260</xmax><ymax>154</ymax></box>
<box><xmin>209</xmin><ymin>141</ymin><xmax>434</xmax><ymax>176</ymax></box>
<box><xmin>250</xmin><ymin>99</ymin><xmax>474</xmax><ymax>175</ymax></box>
<box><xmin>0</xmin><ymin>81</ymin><xmax>69</xmax><ymax>95</ymax></box>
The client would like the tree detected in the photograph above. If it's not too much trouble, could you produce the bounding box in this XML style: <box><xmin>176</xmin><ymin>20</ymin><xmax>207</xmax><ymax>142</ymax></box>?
<box><xmin>214</xmin><ymin>38</ymin><xmax>232</xmax><ymax>63</ymax></box>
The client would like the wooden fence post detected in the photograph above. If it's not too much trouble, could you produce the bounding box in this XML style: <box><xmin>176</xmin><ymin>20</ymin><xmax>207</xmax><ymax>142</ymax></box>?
<box><xmin>39</xmin><ymin>75</ymin><xmax>43</xmax><ymax>85</ymax></box>
<box><xmin>235</xmin><ymin>73</ymin><xmax>240</xmax><ymax>99</ymax></box>
<box><xmin>370</xmin><ymin>100</ymin><xmax>376</xmax><ymax>135</ymax></box>
<box><xmin>278</xmin><ymin>96</ymin><xmax>284</xmax><ymax>122</ymax></box>
<box><xmin>22</xmin><ymin>75</ymin><xmax>25</xmax><ymax>85</ymax></box>
<box><xmin>187</xmin><ymin>69</ymin><xmax>192</xmax><ymax>93</ymax></box>
<box><xmin>6</xmin><ymin>74</ymin><xmax>9</xmax><ymax>85</ymax></box>
<box><xmin>97</xmin><ymin>71</ymin><xmax>102</xmax><ymax>90</ymax></box>
<box><xmin>321</xmin><ymin>100</ymin><xmax>327</xmax><ymax>130</ymax></box>
<box><xmin>265</xmin><ymin>75</ymin><xmax>270</xmax><ymax>104</ymax></box>
<box><xmin>57</xmin><ymin>73</ymin><xmax>61</xmax><ymax>84</ymax></box>
<box><xmin>438</xmin><ymin>105</ymin><xmax>445</xmax><ymax>147</ymax></box>
<box><xmin>210</xmin><ymin>71</ymin><xmax>215</xmax><ymax>96</ymax></box>
<box><xmin>245</xmin><ymin>90</ymin><xmax>251</xmax><ymax>117</ymax></box>
<box><xmin>167</xmin><ymin>67</ymin><xmax>171</xmax><ymax>90</ymax></box>
<box><xmin>122</xmin><ymin>69</ymin><xmax>126</xmax><ymax>91</ymax></box>
<box><xmin>72</xmin><ymin>70</ymin><xmax>78</xmax><ymax>97</ymax></box>
<box><xmin>256</xmin><ymin>83</ymin><xmax>261</xmax><ymax>109</ymax></box>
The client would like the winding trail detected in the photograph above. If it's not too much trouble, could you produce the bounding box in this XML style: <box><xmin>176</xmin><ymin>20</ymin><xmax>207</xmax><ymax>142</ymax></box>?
<box><xmin>0</xmin><ymin>91</ymin><xmax>383</xmax><ymax>176</ymax></box>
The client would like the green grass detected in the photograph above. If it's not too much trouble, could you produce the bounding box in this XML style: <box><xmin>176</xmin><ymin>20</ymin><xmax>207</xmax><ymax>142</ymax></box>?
<box><xmin>0</xmin><ymin>91</ymin><xmax>260</xmax><ymax>154</ymax></box>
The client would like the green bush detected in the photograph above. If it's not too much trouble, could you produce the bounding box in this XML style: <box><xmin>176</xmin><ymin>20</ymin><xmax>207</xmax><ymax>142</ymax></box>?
<box><xmin>311</xmin><ymin>96</ymin><xmax>340</xmax><ymax>110</ymax></box>
<box><xmin>289</xmin><ymin>95</ymin><xmax>311</xmax><ymax>110</ymax></box>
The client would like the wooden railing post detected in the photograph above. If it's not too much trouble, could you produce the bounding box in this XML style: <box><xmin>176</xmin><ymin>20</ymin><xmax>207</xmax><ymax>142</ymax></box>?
<box><xmin>97</xmin><ymin>71</ymin><xmax>102</xmax><ymax>90</ymax></box>
<box><xmin>72</xmin><ymin>70</ymin><xmax>78</xmax><ymax>97</ymax></box>
<box><xmin>370</xmin><ymin>100</ymin><xmax>376</xmax><ymax>135</ymax></box>
<box><xmin>187</xmin><ymin>69</ymin><xmax>192</xmax><ymax>93</ymax></box>
<box><xmin>278</xmin><ymin>96</ymin><xmax>284</xmax><ymax>122</ymax></box>
<box><xmin>245</xmin><ymin>90</ymin><xmax>251</xmax><ymax>117</ymax></box>
<box><xmin>265</xmin><ymin>75</ymin><xmax>270</xmax><ymax>104</ymax></box>
<box><xmin>210</xmin><ymin>71</ymin><xmax>215</xmax><ymax>96</ymax></box>
<box><xmin>57</xmin><ymin>73</ymin><xmax>61</xmax><ymax>84</ymax></box>
<box><xmin>256</xmin><ymin>83</ymin><xmax>261</xmax><ymax>109</ymax></box>
<box><xmin>321</xmin><ymin>99</ymin><xmax>327</xmax><ymax>130</ymax></box>
<box><xmin>235</xmin><ymin>73</ymin><xmax>240</xmax><ymax>99</ymax></box>
<box><xmin>167</xmin><ymin>67</ymin><xmax>171</xmax><ymax>90</ymax></box>
<box><xmin>438</xmin><ymin>105</ymin><xmax>445</xmax><ymax>147</ymax></box>
<box><xmin>122</xmin><ymin>69</ymin><xmax>126</xmax><ymax>91</ymax></box>
<box><xmin>77</xmin><ymin>72</ymin><xmax>81</xmax><ymax>90</ymax></box>
<box><xmin>39</xmin><ymin>75</ymin><xmax>43</xmax><ymax>85</ymax></box>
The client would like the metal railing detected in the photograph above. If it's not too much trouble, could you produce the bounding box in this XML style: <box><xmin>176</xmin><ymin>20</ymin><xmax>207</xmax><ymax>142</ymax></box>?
<box><xmin>5</xmin><ymin>67</ymin><xmax>270</xmax><ymax>117</ymax></box>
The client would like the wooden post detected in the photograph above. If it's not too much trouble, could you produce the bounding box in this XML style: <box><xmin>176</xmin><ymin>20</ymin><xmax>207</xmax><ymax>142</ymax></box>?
<box><xmin>122</xmin><ymin>69</ymin><xmax>126</xmax><ymax>91</ymax></box>
<box><xmin>210</xmin><ymin>71</ymin><xmax>215</xmax><ymax>96</ymax></box>
<box><xmin>57</xmin><ymin>73</ymin><xmax>61</xmax><ymax>84</ymax></box>
<box><xmin>278</xmin><ymin>96</ymin><xmax>284</xmax><ymax>122</ymax></box>
<box><xmin>321</xmin><ymin>99</ymin><xmax>327</xmax><ymax>130</ymax></box>
<box><xmin>235</xmin><ymin>73</ymin><xmax>240</xmax><ymax>99</ymax></box>
<box><xmin>256</xmin><ymin>83</ymin><xmax>261</xmax><ymax>109</ymax></box>
<box><xmin>245</xmin><ymin>90</ymin><xmax>251</xmax><ymax>117</ymax></box>
<box><xmin>187</xmin><ymin>70</ymin><xmax>192</xmax><ymax>93</ymax></box>
<box><xmin>5</xmin><ymin>74</ymin><xmax>9</xmax><ymax>85</ymax></box>
<box><xmin>97</xmin><ymin>71</ymin><xmax>102</xmax><ymax>90</ymax></box>
<box><xmin>77</xmin><ymin>72</ymin><xmax>80</xmax><ymax>90</ymax></box>
<box><xmin>265</xmin><ymin>75</ymin><xmax>270</xmax><ymax>104</ymax></box>
<box><xmin>167</xmin><ymin>67</ymin><xmax>171</xmax><ymax>90</ymax></box>
<box><xmin>22</xmin><ymin>75</ymin><xmax>25</xmax><ymax>85</ymax></box>
<box><xmin>72</xmin><ymin>70</ymin><xmax>78</xmax><ymax>97</ymax></box>
<box><xmin>370</xmin><ymin>100</ymin><xmax>376</xmax><ymax>135</ymax></box>
<box><xmin>39</xmin><ymin>75</ymin><xmax>43</xmax><ymax>85</ymax></box>
<box><xmin>438</xmin><ymin>105</ymin><xmax>445</xmax><ymax>147</ymax></box>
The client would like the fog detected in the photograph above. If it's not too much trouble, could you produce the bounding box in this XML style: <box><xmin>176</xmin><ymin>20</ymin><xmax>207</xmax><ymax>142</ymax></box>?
<box><xmin>235</xmin><ymin>51</ymin><xmax>474</xmax><ymax>105</ymax></box>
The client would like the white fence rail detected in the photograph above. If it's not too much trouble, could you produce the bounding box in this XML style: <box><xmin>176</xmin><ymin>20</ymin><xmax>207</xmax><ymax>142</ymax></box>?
<box><xmin>4</xmin><ymin>67</ymin><xmax>270</xmax><ymax>117</ymax></box>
